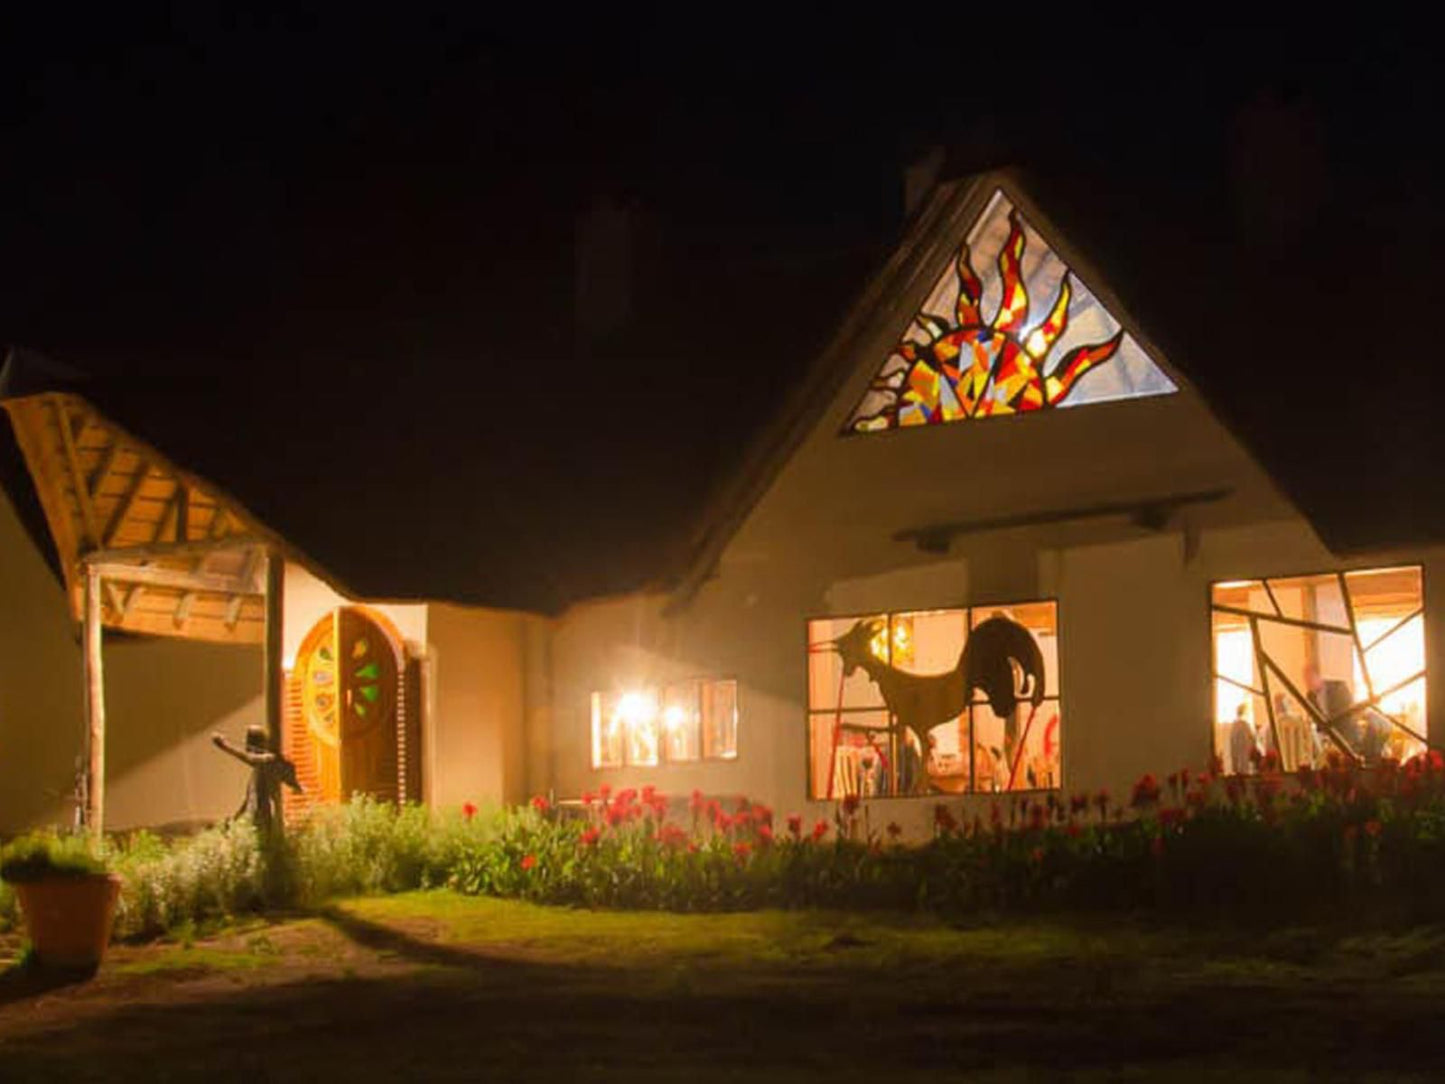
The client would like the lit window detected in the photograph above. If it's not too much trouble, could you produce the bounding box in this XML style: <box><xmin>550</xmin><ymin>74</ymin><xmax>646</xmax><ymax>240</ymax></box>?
<box><xmin>846</xmin><ymin>189</ymin><xmax>1174</xmax><ymax>433</ymax></box>
<box><xmin>806</xmin><ymin>602</ymin><xmax>1061</xmax><ymax>798</ymax></box>
<box><xmin>1209</xmin><ymin>566</ymin><xmax>1426</xmax><ymax>773</ymax></box>
<box><xmin>590</xmin><ymin>679</ymin><xmax>739</xmax><ymax>769</ymax></box>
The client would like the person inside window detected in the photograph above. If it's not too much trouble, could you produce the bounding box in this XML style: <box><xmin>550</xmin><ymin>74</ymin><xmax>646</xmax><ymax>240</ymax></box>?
<box><xmin>1304</xmin><ymin>663</ymin><xmax>1360</xmax><ymax>756</ymax></box>
<box><xmin>1229</xmin><ymin>702</ymin><xmax>1258</xmax><ymax>775</ymax></box>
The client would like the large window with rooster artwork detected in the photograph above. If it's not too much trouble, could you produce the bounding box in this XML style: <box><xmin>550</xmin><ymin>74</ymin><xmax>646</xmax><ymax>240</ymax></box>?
<box><xmin>846</xmin><ymin>188</ymin><xmax>1175</xmax><ymax>432</ymax></box>
<box><xmin>806</xmin><ymin>602</ymin><xmax>1061</xmax><ymax>799</ymax></box>
<box><xmin>1210</xmin><ymin>566</ymin><xmax>1427</xmax><ymax>775</ymax></box>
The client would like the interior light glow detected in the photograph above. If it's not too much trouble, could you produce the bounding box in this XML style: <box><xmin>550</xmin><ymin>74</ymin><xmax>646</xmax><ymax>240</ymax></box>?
<box><xmin>617</xmin><ymin>690</ymin><xmax>658</xmax><ymax>726</ymax></box>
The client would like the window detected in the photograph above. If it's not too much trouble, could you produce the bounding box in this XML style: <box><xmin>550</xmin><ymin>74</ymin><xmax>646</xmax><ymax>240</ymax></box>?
<box><xmin>591</xmin><ymin>679</ymin><xmax>738</xmax><ymax>769</ymax></box>
<box><xmin>807</xmin><ymin>602</ymin><xmax>1061</xmax><ymax>798</ymax></box>
<box><xmin>1210</xmin><ymin>566</ymin><xmax>1426</xmax><ymax>773</ymax></box>
<box><xmin>846</xmin><ymin>188</ymin><xmax>1175</xmax><ymax>433</ymax></box>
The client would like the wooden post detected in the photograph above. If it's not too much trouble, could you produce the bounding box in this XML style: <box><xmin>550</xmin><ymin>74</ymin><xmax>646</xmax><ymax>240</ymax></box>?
<box><xmin>263</xmin><ymin>550</ymin><xmax>285</xmax><ymax>821</ymax></box>
<box><xmin>81</xmin><ymin>565</ymin><xmax>106</xmax><ymax>835</ymax></box>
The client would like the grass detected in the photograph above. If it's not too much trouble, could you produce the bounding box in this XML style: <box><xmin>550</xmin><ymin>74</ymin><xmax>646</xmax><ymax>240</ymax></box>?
<box><xmin>5</xmin><ymin>892</ymin><xmax>1445</xmax><ymax>1080</ymax></box>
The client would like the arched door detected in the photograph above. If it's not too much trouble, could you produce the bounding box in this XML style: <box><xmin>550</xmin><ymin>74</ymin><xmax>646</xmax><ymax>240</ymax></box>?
<box><xmin>293</xmin><ymin>606</ymin><xmax>403</xmax><ymax>804</ymax></box>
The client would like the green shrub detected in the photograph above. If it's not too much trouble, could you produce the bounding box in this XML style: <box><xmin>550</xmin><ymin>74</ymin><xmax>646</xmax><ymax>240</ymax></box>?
<box><xmin>0</xmin><ymin>831</ymin><xmax>108</xmax><ymax>883</ymax></box>
<box><xmin>0</xmin><ymin>878</ymin><xmax>16</xmax><ymax>933</ymax></box>
<box><xmin>13</xmin><ymin>750</ymin><xmax>1445</xmax><ymax>948</ymax></box>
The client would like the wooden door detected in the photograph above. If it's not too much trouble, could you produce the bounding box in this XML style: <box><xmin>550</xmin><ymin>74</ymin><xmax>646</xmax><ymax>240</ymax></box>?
<box><xmin>291</xmin><ymin>607</ymin><xmax>402</xmax><ymax>806</ymax></box>
<box><xmin>336</xmin><ymin>607</ymin><xmax>399</xmax><ymax>799</ymax></box>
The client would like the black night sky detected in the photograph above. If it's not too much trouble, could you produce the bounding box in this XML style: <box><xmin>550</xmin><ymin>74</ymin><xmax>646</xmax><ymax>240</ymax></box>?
<box><xmin>2</xmin><ymin>14</ymin><xmax>1440</xmax><ymax>611</ymax></box>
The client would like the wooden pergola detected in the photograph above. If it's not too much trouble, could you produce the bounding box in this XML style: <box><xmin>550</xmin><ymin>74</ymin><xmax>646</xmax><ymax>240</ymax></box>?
<box><xmin>1</xmin><ymin>387</ymin><xmax>294</xmax><ymax>833</ymax></box>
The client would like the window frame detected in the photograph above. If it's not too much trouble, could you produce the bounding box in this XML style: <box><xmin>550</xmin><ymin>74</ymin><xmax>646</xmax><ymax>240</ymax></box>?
<box><xmin>804</xmin><ymin>597</ymin><xmax>1064</xmax><ymax>800</ymax></box>
<box><xmin>1206</xmin><ymin>563</ymin><xmax>1429</xmax><ymax>774</ymax></box>
<box><xmin>589</xmin><ymin>676</ymin><xmax>741</xmax><ymax>772</ymax></box>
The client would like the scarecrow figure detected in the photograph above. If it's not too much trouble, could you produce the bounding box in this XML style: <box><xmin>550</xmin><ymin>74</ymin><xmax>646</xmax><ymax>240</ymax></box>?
<box><xmin>212</xmin><ymin>725</ymin><xmax>302</xmax><ymax>832</ymax></box>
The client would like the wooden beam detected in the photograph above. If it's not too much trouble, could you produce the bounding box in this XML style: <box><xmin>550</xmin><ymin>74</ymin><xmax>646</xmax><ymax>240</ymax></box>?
<box><xmin>88</xmin><ymin>535</ymin><xmax>264</xmax><ymax>565</ymax></box>
<box><xmin>152</xmin><ymin>491</ymin><xmax>178</xmax><ymax>546</ymax></box>
<box><xmin>175</xmin><ymin>484</ymin><xmax>190</xmax><ymax>543</ymax></box>
<box><xmin>101</xmin><ymin>459</ymin><xmax>151</xmax><ymax>547</ymax></box>
<box><xmin>103</xmin><ymin>579</ymin><xmax>125</xmax><ymax>619</ymax></box>
<box><xmin>52</xmin><ymin>395</ymin><xmax>101</xmax><ymax>550</ymax></box>
<box><xmin>189</xmin><ymin>505</ymin><xmax>232</xmax><ymax>575</ymax></box>
<box><xmin>224</xmin><ymin>594</ymin><xmax>246</xmax><ymax>630</ymax></box>
<box><xmin>82</xmin><ymin>566</ymin><xmax>106</xmax><ymax>835</ymax></box>
<box><xmin>263</xmin><ymin>551</ymin><xmax>286</xmax><ymax>826</ymax></box>
<box><xmin>173</xmin><ymin>591</ymin><xmax>196</xmax><ymax>630</ymax></box>
<box><xmin>85</xmin><ymin>431</ymin><xmax>120</xmax><ymax>497</ymax></box>
<box><xmin>88</xmin><ymin>561</ymin><xmax>264</xmax><ymax>596</ymax></box>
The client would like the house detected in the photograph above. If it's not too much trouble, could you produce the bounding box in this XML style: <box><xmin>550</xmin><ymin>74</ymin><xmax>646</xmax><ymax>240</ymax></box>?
<box><xmin>2</xmin><ymin>168</ymin><xmax>1440</xmax><ymax>837</ymax></box>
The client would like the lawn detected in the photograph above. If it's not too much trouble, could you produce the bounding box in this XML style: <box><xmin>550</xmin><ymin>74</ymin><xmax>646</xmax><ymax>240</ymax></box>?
<box><xmin>4</xmin><ymin>892</ymin><xmax>1445</xmax><ymax>1081</ymax></box>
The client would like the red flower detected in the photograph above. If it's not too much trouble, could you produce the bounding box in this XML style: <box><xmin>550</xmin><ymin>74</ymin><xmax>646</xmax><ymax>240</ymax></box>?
<box><xmin>1364</xmin><ymin>819</ymin><xmax>1382</xmax><ymax>837</ymax></box>
<box><xmin>689</xmin><ymin>789</ymin><xmax>706</xmax><ymax>814</ymax></box>
<box><xmin>1158</xmin><ymin>807</ymin><xmax>1186</xmax><ymax>828</ymax></box>
<box><xmin>606</xmin><ymin>807</ymin><xmax>625</xmax><ymax>827</ymax></box>
<box><xmin>520</xmin><ymin>854</ymin><xmax>537</xmax><ymax>871</ymax></box>
<box><xmin>810</xmin><ymin>820</ymin><xmax>828</xmax><ymax>843</ymax></box>
<box><xmin>1068</xmin><ymin>793</ymin><xmax>1089</xmax><ymax>816</ymax></box>
<box><xmin>786</xmin><ymin>814</ymin><xmax>802</xmax><ymax>839</ymax></box>
<box><xmin>733</xmin><ymin>842</ymin><xmax>752</xmax><ymax>861</ymax></box>
<box><xmin>598</xmin><ymin>783</ymin><xmax>613</xmax><ymax>801</ymax></box>
<box><xmin>659</xmin><ymin>824</ymin><xmax>688</xmax><ymax>848</ymax></box>
<box><xmin>1029</xmin><ymin>846</ymin><xmax>1045</xmax><ymax>864</ymax></box>
<box><xmin>530</xmin><ymin>795</ymin><xmax>551</xmax><ymax>815</ymax></box>
<box><xmin>615</xmin><ymin>788</ymin><xmax>637</xmax><ymax>808</ymax></box>
<box><xmin>581</xmin><ymin>791</ymin><xmax>595</xmax><ymax>807</ymax></box>
<box><xmin>757</xmin><ymin>824</ymin><xmax>774</xmax><ymax>846</ymax></box>
<box><xmin>641</xmin><ymin>784</ymin><xmax>656</xmax><ymax>804</ymax></box>
<box><xmin>752</xmin><ymin>804</ymin><xmax>774</xmax><ymax>827</ymax></box>
<box><xmin>580</xmin><ymin>827</ymin><xmax>601</xmax><ymax>847</ymax></box>
<box><xmin>1130</xmin><ymin>774</ymin><xmax>1162</xmax><ymax>809</ymax></box>
<box><xmin>1065</xmin><ymin>823</ymin><xmax>1082</xmax><ymax>838</ymax></box>
<box><xmin>462</xmin><ymin>802</ymin><xmax>477</xmax><ymax>821</ymax></box>
<box><xmin>841</xmin><ymin>794</ymin><xmax>860</xmax><ymax>817</ymax></box>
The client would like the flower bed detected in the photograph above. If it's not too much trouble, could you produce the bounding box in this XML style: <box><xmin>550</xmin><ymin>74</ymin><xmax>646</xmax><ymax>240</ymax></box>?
<box><xmin>5</xmin><ymin>751</ymin><xmax>1445</xmax><ymax>942</ymax></box>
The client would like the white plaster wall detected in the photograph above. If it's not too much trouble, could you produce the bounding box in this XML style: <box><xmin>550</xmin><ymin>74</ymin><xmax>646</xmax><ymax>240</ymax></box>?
<box><xmin>425</xmin><ymin>603</ymin><xmax>532</xmax><ymax>810</ymax></box>
<box><xmin>282</xmin><ymin>564</ymin><xmax>428</xmax><ymax>666</ymax></box>
<box><xmin>1</xmin><ymin>488</ymin><xmax>265</xmax><ymax>833</ymax></box>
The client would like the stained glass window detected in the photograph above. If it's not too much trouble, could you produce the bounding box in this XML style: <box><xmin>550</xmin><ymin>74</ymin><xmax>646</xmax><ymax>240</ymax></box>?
<box><xmin>846</xmin><ymin>189</ymin><xmax>1175</xmax><ymax>433</ymax></box>
<box><xmin>806</xmin><ymin>602</ymin><xmax>1061</xmax><ymax>798</ymax></box>
<box><xmin>590</xmin><ymin>679</ymin><xmax>739</xmax><ymax>769</ymax></box>
<box><xmin>1210</xmin><ymin>566</ymin><xmax>1427</xmax><ymax>773</ymax></box>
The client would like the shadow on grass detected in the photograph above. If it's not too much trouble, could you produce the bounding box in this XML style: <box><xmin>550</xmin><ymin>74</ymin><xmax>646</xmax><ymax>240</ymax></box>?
<box><xmin>0</xmin><ymin>955</ymin><xmax>98</xmax><ymax>1008</ymax></box>
<box><xmin>7</xmin><ymin>910</ymin><xmax>1445</xmax><ymax>1081</ymax></box>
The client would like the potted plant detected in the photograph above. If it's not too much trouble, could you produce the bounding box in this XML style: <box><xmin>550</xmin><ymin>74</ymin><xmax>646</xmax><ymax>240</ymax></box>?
<box><xmin>0</xmin><ymin>833</ymin><xmax>121</xmax><ymax>972</ymax></box>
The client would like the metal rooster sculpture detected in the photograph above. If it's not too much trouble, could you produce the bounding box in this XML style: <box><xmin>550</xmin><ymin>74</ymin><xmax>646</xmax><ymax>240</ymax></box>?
<box><xmin>832</xmin><ymin>615</ymin><xmax>1046</xmax><ymax>793</ymax></box>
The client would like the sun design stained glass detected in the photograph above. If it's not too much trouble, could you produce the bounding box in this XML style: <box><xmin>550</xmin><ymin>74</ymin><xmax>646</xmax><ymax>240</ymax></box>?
<box><xmin>846</xmin><ymin>190</ymin><xmax>1176</xmax><ymax>432</ymax></box>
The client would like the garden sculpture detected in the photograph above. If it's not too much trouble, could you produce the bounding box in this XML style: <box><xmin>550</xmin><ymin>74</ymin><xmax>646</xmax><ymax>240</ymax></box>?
<box><xmin>832</xmin><ymin>615</ymin><xmax>1046</xmax><ymax>793</ymax></box>
<box><xmin>212</xmin><ymin>724</ymin><xmax>303</xmax><ymax>832</ymax></box>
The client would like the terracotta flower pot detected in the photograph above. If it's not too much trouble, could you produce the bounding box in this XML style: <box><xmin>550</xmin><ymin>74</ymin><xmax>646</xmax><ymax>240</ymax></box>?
<box><xmin>14</xmin><ymin>873</ymin><xmax>122</xmax><ymax>972</ymax></box>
